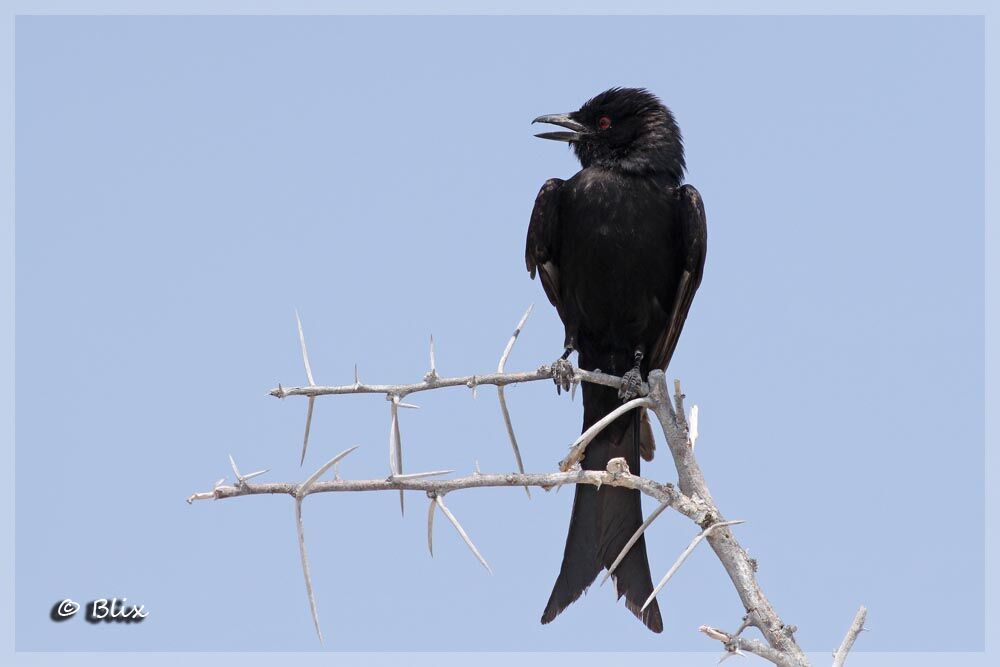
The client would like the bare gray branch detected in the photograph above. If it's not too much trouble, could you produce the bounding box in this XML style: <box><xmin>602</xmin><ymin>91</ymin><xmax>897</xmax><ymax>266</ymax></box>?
<box><xmin>195</xmin><ymin>329</ymin><xmax>867</xmax><ymax>663</ymax></box>
<box><xmin>832</xmin><ymin>606</ymin><xmax>868</xmax><ymax>667</ymax></box>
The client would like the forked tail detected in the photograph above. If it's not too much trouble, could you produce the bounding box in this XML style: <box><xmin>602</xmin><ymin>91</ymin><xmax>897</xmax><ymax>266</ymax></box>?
<box><xmin>541</xmin><ymin>382</ymin><xmax>663</xmax><ymax>633</ymax></box>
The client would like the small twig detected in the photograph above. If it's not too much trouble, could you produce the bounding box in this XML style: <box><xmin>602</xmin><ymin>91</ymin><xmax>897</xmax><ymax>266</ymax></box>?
<box><xmin>559</xmin><ymin>397</ymin><xmax>655</xmax><ymax>471</ymax></box>
<box><xmin>186</xmin><ymin>490</ymin><xmax>215</xmax><ymax>504</ymax></box>
<box><xmin>673</xmin><ymin>378</ymin><xmax>688</xmax><ymax>431</ymax></box>
<box><xmin>733</xmin><ymin>614</ymin><xmax>753</xmax><ymax>638</ymax></box>
<box><xmin>713</xmin><ymin>615</ymin><xmax>755</xmax><ymax>664</ymax></box>
<box><xmin>270</xmin><ymin>365</ymin><xmax>632</xmax><ymax>400</ymax></box>
<box><xmin>700</xmin><ymin>626</ymin><xmax>791</xmax><ymax>666</ymax></box>
<box><xmin>434</xmin><ymin>494</ymin><xmax>492</xmax><ymax>574</ymax></box>
<box><xmin>642</xmin><ymin>519</ymin><xmax>745</xmax><ymax>612</ymax></box>
<box><xmin>831</xmin><ymin>605</ymin><xmax>868</xmax><ymax>667</ymax></box>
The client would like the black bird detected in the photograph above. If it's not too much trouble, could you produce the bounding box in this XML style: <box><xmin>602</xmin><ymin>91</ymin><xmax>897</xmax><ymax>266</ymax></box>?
<box><xmin>526</xmin><ymin>88</ymin><xmax>707</xmax><ymax>633</ymax></box>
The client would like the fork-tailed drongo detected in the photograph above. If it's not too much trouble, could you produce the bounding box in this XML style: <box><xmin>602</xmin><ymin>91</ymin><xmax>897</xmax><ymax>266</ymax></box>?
<box><xmin>527</xmin><ymin>87</ymin><xmax>707</xmax><ymax>633</ymax></box>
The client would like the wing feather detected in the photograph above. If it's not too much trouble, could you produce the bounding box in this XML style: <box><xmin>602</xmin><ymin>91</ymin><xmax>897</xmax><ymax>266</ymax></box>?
<box><xmin>525</xmin><ymin>178</ymin><xmax>565</xmax><ymax>318</ymax></box>
<box><xmin>649</xmin><ymin>184</ymin><xmax>708</xmax><ymax>373</ymax></box>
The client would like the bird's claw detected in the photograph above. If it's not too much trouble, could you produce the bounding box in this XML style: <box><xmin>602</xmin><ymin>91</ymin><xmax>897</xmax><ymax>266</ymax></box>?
<box><xmin>551</xmin><ymin>358</ymin><xmax>574</xmax><ymax>395</ymax></box>
<box><xmin>618</xmin><ymin>367</ymin><xmax>642</xmax><ymax>401</ymax></box>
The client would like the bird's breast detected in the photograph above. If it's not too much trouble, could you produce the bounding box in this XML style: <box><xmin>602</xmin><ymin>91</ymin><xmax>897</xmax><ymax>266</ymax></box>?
<box><xmin>557</xmin><ymin>174</ymin><xmax>681</xmax><ymax>353</ymax></box>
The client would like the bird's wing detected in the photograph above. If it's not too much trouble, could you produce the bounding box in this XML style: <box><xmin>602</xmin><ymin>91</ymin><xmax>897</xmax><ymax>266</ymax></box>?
<box><xmin>649</xmin><ymin>184</ymin><xmax>708</xmax><ymax>373</ymax></box>
<box><xmin>525</xmin><ymin>178</ymin><xmax>565</xmax><ymax>317</ymax></box>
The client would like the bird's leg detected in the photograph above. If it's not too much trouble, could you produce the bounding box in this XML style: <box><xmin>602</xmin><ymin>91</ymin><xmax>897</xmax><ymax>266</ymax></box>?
<box><xmin>618</xmin><ymin>349</ymin><xmax>644</xmax><ymax>401</ymax></box>
<box><xmin>551</xmin><ymin>342</ymin><xmax>575</xmax><ymax>395</ymax></box>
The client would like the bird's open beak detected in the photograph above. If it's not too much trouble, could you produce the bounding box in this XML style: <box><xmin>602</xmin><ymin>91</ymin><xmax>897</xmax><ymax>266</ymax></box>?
<box><xmin>532</xmin><ymin>113</ymin><xmax>587</xmax><ymax>142</ymax></box>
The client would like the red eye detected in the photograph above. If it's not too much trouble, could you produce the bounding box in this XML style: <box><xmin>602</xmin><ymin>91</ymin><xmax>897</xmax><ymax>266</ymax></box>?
<box><xmin>598</xmin><ymin>115</ymin><xmax>612</xmax><ymax>130</ymax></box>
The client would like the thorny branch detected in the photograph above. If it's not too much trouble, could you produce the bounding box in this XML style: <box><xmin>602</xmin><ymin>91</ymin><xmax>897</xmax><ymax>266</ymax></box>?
<box><xmin>189</xmin><ymin>309</ymin><xmax>866</xmax><ymax>665</ymax></box>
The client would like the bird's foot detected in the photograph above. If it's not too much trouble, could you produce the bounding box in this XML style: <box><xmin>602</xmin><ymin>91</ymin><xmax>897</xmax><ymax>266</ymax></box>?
<box><xmin>551</xmin><ymin>357</ymin><xmax>575</xmax><ymax>395</ymax></box>
<box><xmin>618</xmin><ymin>367</ymin><xmax>642</xmax><ymax>401</ymax></box>
<box><xmin>618</xmin><ymin>350</ymin><xmax>644</xmax><ymax>401</ymax></box>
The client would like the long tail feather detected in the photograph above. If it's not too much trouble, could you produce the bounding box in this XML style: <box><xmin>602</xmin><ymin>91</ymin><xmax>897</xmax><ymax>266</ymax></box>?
<box><xmin>542</xmin><ymin>381</ymin><xmax>662</xmax><ymax>632</ymax></box>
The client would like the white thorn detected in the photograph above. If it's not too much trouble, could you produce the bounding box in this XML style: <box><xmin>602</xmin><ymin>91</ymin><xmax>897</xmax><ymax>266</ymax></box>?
<box><xmin>601</xmin><ymin>499</ymin><xmax>670</xmax><ymax>586</ymax></box>
<box><xmin>295</xmin><ymin>499</ymin><xmax>323</xmax><ymax>643</ymax></box>
<box><xmin>493</xmin><ymin>307</ymin><xmax>534</xmax><ymax>499</ymax></box>
<box><xmin>429</xmin><ymin>334</ymin><xmax>437</xmax><ymax>376</ymax></box>
<box><xmin>497</xmin><ymin>304</ymin><xmax>534</xmax><ymax>373</ymax></box>
<box><xmin>389</xmin><ymin>399</ymin><xmax>400</xmax><ymax>476</ymax></box>
<box><xmin>560</xmin><ymin>397</ymin><xmax>654</xmax><ymax>471</ymax></box>
<box><xmin>294</xmin><ymin>309</ymin><xmax>316</xmax><ymax>387</ymax></box>
<box><xmin>497</xmin><ymin>387</ymin><xmax>530</xmax><ymax>499</ymax></box>
<box><xmin>298</xmin><ymin>446</ymin><xmax>360</xmax><ymax>498</ymax></box>
<box><xmin>718</xmin><ymin>648</ymin><xmax>745</xmax><ymax>663</ymax></box>
<box><xmin>427</xmin><ymin>495</ymin><xmax>436</xmax><ymax>557</ymax></box>
<box><xmin>689</xmin><ymin>404</ymin><xmax>699</xmax><ymax>449</ymax></box>
<box><xmin>228</xmin><ymin>454</ymin><xmax>242</xmax><ymax>481</ymax></box>
<box><xmin>391</xmin><ymin>470</ymin><xmax>455</xmax><ymax>481</ymax></box>
<box><xmin>435</xmin><ymin>495</ymin><xmax>492</xmax><ymax>574</ymax></box>
<box><xmin>300</xmin><ymin>396</ymin><xmax>316</xmax><ymax>466</ymax></box>
<box><xmin>389</xmin><ymin>396</ymin><xmax>404</xmax><ymax>515</ymax></box>
<box><xmin>642</xmin><ymin>520</ymin><xmax>744</xmax><ymax>612</ymax></box>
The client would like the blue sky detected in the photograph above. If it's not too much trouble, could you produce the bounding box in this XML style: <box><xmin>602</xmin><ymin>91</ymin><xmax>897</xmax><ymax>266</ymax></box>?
<box><xmin>14</xmin><ymin>15</ymin><xmax>984</xmax><ymax>652</ymax></box>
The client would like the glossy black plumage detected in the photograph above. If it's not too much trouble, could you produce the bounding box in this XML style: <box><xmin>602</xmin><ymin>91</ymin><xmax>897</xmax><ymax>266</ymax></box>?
<box><xmin>526</xmin><ymin>88</ymin><xmax>707</xmax><ymax>633</ymax></box>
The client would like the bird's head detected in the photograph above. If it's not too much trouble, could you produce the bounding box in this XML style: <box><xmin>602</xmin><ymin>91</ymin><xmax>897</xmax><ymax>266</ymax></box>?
<box><xmin>533</xmin><ymin>87</ymin><xmax>685</xmax><ymax>180</ymax></box>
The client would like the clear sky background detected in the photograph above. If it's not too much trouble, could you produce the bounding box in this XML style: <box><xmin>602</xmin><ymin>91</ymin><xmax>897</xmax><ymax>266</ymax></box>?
<box><xmin>14</xmin><ymin>15</ymin><xmax>984</xmax><ymax>652</ymax></box>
